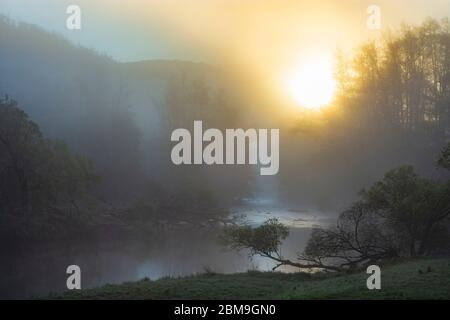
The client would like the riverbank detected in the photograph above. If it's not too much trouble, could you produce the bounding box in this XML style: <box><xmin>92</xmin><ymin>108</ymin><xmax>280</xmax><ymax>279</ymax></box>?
<box><xmin>0</xmin><ymin>208</ymin><xmax>318</xmax><ymax>299</ymax></box>
<box><xmin>49</xmin><ymin>258</ymin><xmax>450</xmax><ymax>299</ymax></box>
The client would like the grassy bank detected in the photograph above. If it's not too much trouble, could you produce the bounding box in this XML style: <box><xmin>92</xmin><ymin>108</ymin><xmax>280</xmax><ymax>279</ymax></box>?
<box><xmin>50</xmin><ymin>258</ymin><xmax>450</xmax><ymax>299</ymax></box>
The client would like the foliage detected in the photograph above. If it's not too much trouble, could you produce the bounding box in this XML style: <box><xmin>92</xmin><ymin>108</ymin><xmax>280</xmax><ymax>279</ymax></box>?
<box><xmin>0</xmin><ymin>96</ymin><xmax>97</xmax><ymax>213</ymax></box>
<box><xmin>222</xmin><ymin>218</ymin><xmax>289</xmax><ymax>259</ymax></box>
<box><xmin>0</xmin><ymin>16</ymin><xmax>145</xmax><ymax>203</ymax></box>
<box><xmin>335</xmin><ymin>18</ymin><xmax>450</xmax><ymax>141</ymax></box>
<box><xmin>224</xmin><ymin>162</ymin><xmax>450</xmax><ymax>271</ymax></box>
<box><xmin>301</xmin><ymin>165</ymin><xmax>450</xmax><ymax>270</ymax></box>
<box><xmin>361</xmin><ymin>166</ymin><xmax>450</xmax><ymax>255</ymax></box>
<box><xmin>285</xmin><ymin>19</ymin><xmax>450</xmax><ymax>208</ymax></box>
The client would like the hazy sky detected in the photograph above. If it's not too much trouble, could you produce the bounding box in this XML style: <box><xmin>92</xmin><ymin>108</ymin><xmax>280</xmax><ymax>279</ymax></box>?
<box><xmin>1</xmin><ymin>0</ymin><xmax>450</xmax><ymax>64</ymax></box>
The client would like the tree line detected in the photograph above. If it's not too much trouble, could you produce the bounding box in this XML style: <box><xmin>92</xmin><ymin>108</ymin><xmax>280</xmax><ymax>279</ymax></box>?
<box><xmin>223</xmin><ymin>19</ymin><xmax>450</xmax><ymax>270</ymax></box>
<box><xmin>0</xmin><ymin>96</ymin><xmax>226</xmax><ymax>240</ymax></box>
<box><xmin>335</xmin><ymin>18</ymin><xmax>450</xmax><ymax>143</ymax></box>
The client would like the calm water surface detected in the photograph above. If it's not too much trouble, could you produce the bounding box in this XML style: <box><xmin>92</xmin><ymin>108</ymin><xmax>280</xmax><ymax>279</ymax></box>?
<box><xmin>0</xmin><ymin>205</ymin><xmax>333</xmax><ymax>299</ymax></box>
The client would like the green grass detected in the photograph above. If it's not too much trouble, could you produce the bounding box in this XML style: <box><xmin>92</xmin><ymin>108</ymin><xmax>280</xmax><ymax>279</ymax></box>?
<box><xmin>50</xmin><ymin>258</ymin><xmax>450</xmax><ymax>300</ymax></box>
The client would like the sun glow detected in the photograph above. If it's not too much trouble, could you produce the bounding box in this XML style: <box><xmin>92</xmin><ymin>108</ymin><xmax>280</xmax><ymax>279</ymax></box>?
<box><xmin>285</xmin><ymin>53</ymin><xmax>336</xmax><ymax>110</ymax></box>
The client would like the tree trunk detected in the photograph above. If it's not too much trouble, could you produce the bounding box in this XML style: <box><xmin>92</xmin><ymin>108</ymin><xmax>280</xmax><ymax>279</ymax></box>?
<box><xmin>20</xmin><ymin>178</ymin><xmax>31</xmax><ymax>214</ymax></box>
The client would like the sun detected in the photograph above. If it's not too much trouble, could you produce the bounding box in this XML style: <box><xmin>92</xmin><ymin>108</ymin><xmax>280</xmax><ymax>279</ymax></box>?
<box><xmin>285</xmin><ymin>54</ymin><xmax>336</xmax><ymax>110</ymax></box>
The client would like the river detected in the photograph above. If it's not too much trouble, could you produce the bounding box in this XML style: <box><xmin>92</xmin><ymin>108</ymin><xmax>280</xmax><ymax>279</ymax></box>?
<box><xmin>0</xmin><ymin>204</ymin><xmax>333</xmax><ymax>299</ymax></box>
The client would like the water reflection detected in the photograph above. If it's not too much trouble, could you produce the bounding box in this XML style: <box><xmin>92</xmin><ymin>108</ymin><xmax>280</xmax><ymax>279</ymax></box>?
<box><xmin>0</xmin><ymin>207</ymin><xmax>331</xmax><ymax>299</ymax></box>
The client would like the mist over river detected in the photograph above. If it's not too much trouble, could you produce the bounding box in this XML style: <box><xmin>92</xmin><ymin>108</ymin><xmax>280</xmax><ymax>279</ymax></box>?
<box><xmin>0</xmin><ymin>204</ymin><xmax>332</xmax><ymax>299</ymax></box>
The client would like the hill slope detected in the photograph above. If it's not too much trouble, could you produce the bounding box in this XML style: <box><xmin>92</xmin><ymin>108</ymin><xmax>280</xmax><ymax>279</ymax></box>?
<box><xmin>50</xmin><ymin>258</ymin><xmax>450</xmax><ymax>300</ymax></box>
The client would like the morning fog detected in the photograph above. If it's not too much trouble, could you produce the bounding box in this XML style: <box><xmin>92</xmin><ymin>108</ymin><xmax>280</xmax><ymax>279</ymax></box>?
<box><xmin>171</xmin><ymin>121</ymin><xmax>279</xmax><ymax>175</ymax></box>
